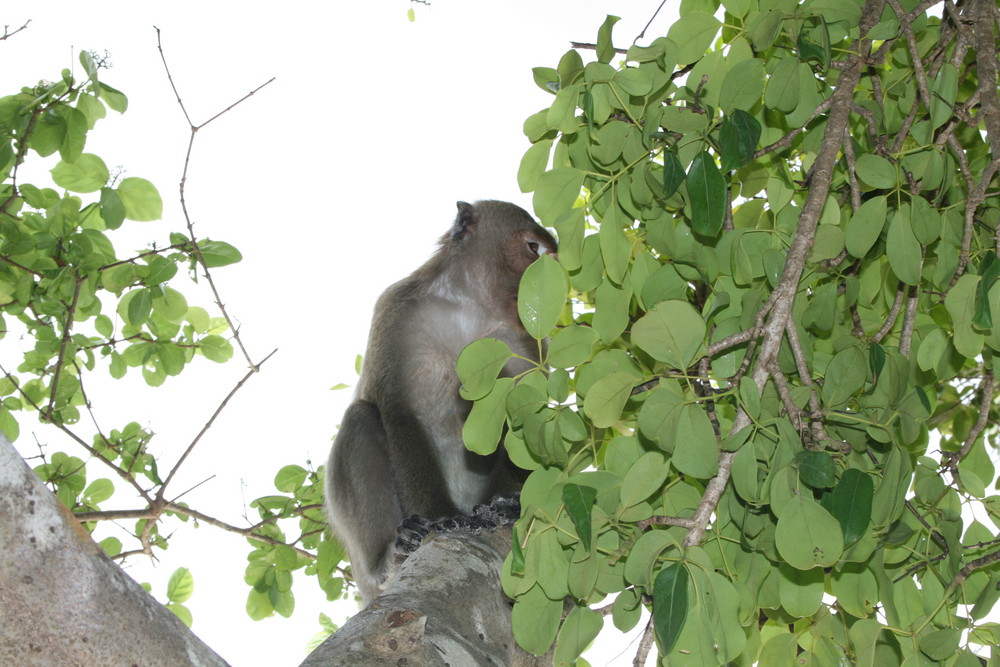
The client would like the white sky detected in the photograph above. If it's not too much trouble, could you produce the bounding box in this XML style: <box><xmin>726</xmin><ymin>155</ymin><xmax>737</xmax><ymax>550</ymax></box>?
<box><xmin>2</xmin><ymin>2</ymin><xmax>678</xmax><ymax>665</ymax></box>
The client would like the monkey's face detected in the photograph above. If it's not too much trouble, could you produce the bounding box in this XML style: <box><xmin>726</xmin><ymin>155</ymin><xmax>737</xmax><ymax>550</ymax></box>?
<box><xmin>503</xmin><ymin>227</ymin><xmax>558</xmax><ymax>277</ymax></box>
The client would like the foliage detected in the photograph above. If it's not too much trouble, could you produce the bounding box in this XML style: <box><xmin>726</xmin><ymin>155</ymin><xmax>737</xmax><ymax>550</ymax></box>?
<box><xmin>0</xmin><ymin>37</ymin><xmax>349</xmax><ymax>628</ymax></box>
<box><xmin>459</xmin><ymin>0</ymin><xmax>1000</xmax><ymax>663</ymax></box>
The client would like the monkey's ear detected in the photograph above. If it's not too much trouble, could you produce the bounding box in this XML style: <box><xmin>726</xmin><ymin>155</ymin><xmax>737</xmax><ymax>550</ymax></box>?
<box><xmin>452</xmin><ymin>201</ymin><xmax>478</xmax><ymax>240</ymax></box>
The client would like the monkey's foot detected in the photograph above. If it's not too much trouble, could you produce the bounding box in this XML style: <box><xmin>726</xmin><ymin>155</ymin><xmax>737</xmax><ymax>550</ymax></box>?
<box><xmin>396</xmin><ymin>514</ymin><xmax>432</xmax><ymax>555</ymax></box>
<box><xmin>473</xmin><ymin>493</ymin><xmax>521</xmax><ymax>526</ymax></box>
<box><xmin>394</xmin><ymin>509</ymin><xmax>507</xmax><ymax>555</ymax></box>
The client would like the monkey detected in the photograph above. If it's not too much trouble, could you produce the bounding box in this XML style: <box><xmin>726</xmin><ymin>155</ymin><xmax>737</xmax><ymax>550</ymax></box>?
<box><xmin>325</xmin><ymin>200</ymin><xmax>558</xmax><ymax>606</ymax></box>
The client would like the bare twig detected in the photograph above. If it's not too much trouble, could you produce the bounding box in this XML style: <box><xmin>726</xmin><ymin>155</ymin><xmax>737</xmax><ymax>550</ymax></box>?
<box><xmin>0</xmin><ymin>20</ymin><xmax>30</xmax><ymax>41</ymax></box>
<box><xmin>154</xmin><ymin>27</ymin><xmax>275</xmax><ymax>370</ymax></box>
<box><xmin>157</xmin><ymin>348</ymin><xmax>277</xmax><ymax>497</ymax></box>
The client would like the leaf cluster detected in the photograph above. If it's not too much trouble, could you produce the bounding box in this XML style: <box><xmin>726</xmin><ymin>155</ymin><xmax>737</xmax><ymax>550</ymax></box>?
<box><xmin>459</xmin><ymin>0</ymin><xmax>1000</xmax><ymax>663</ymax></box>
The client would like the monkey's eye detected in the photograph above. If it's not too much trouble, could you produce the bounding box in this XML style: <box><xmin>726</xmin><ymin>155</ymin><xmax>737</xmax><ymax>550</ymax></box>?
<box><xmin>527</xmin><ymin>240</ymin><xmax>547</xmax><ymax>256</ymax></box>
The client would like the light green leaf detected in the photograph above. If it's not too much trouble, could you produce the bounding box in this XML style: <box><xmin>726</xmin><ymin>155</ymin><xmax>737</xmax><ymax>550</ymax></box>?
<box><xmin>666</xmin><ymin>12</ymin><xmax>721</xmax><ymax>66</ymax></box>
<box><xmin>167</xmin><ymin>567</ymin><xmax>194</xmax><ymax>603</ymax></box>
<box><xmin>518</xmin><ymin>254</ymin><xmax>568</xmax><ymax>340</ymax></box>
<box><xmin>517</xmin><ymin>140</ymin><xmax>552</xmax><ymax>193</ymax></box>
<box><xmin>458</xmin><ymin>338</ymin><xmax>512</xmax><ymax>400</ymax></box>
<box><xmin>274</xmin><ymin>465</ymin><xmax>307</xmax><ymax>492</ymax></box>
<box><xmin>553</xmin><ymin>607</ymin><xmax>603</xmax><ymax>665</ymax></box>
<box><xmin>775</xmin><ymin>494</ymin><xmax>843</xmax><ymax>569</ymax></box>
<box><xmin>117</xmin><ymin>177</ymin><xmax>163</xmax><ymax>221</ymax></box>
<box><xmin>463</xmin><ymin>378</ymin><xmax>514</xmax><ymax>455</ymax></box>
<box><xmin>51</xmin><ymin>153</ymin><xmax>109</xmax><ymax>193</ymax></box>
<box><xmin>533</xmin><ymin>168</ymin><xmax>584</xmax><ymax>225</ymax></box>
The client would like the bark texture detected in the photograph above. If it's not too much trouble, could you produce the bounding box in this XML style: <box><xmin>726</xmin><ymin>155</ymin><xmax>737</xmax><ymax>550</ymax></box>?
<box><xmin>0</xmin><ymin>435</ymin><xmax>229</xmax><ymax>667</ymax></box>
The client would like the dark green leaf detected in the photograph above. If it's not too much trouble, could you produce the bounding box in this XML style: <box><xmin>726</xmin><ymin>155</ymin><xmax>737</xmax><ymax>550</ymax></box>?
<box><xmin>562</xmin><ymin>483</ymin><xmax>597</xmax><ymax>551</ymax></box>
<box><xmin>653</xmin><ymin>562</ymin><xmax>688</xmax><ymax>654</ymax></box>
<box><xmin>795</xmin><ymin>451</ymin><xmax>836</xmax><ymax>489</ymax></box>
<box><xmin>829</xmin><ymin>469</ymin><xmax>874</xmax><ymax>545</ymax></box>
<box><xmin>719</xmin><ymin>110</ymin><xmax>761</xmax><ymax>171</ymax></box>
<box><xmin>686</xmin><ymin>151</ymin><xmax>726</xmax><ymax>237</ymax></box>
<box><xmin>662</xmin><ymin>151</ymin><xmax>684</xmax><ymax>199</ymax></box>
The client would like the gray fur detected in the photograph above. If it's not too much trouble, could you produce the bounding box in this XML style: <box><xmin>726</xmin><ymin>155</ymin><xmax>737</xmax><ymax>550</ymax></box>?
<box><xmin>326</xmin><ymin>200</ymin><xmax>557</xmax><ymax>605</ymax></box>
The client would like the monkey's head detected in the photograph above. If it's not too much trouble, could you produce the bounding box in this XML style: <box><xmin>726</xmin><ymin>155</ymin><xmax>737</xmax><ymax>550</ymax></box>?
<box><xmin>446</xmin><ymin>201</ymin><xmax>558</xmax><ymax>288</ymax></box>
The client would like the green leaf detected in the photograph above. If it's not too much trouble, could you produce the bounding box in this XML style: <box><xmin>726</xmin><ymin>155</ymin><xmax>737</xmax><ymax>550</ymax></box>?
<box><xmin>821</xmin><ymin>345</ymin><xmax>866</xmax><ymax>406</ymax></box>
<box><xmin>775</xmin><ymin>494</ymin><xmax>843</xmax><ymax>569</ymax></box>
<box><xmin>122</xmin><ymin>288</ymin><xmax>153</xmax><ymax>326</ymax></box>
<box><xmin>512</xmin><ymin>585</ymin><xmax>563</xmax><ymax>655</ymax></box>
<box><xmin>463</xmin><ymin>377</ymin><xmax>514</xmax><ymax>455</ymax></box>
<box><xmin>518</xmin><ymin>255</ymin><xmax>567</xmax><ymax>340</ymax></box>
<box><xmin>197</xmin><ymin>240</ymin><xmax>243</xmax><ymax>268</ymax></box>
<box><xmin>583</xmin><ymin>372</ymin><xmax>635</xmax><ymax>428</ymax></box>
<box><xmin>764</xmin><ymin>57</ymin><xmax>800</xmax><ymax>112</ymax></box>
<box><xmin>596</xmin><ymin>15</ymin><xmax>621</xmax><ymax>64</ymax></box>
<box><xmin>117</xmin><ymin>177</ymin><xmax>163</xmax><ymax>222</ymax></box>
<box><xmin>83</xmin><ymin>478</ymin><xmax>114</xmax><ymax>504</ymax></box>
<box><xmin>99</xmin><ymin>187</ymin><xmax>126</xmax><ymax>230</ymax></box>
<box><xmin>686</xmin><ymin>151</ymin><xmax>726</xmax><ymax>237</ymax></box>
<box><xmin>167</xmin><ymin>567</ymin><xmax>194</xmax><ymax>603</ymax></box>
<box><xmin>458</xmin><ymin>338</ymin><xmax>512</xmax><ymax>400</ymax></box>
<box><xmin>517</xmin><ymin>140</ymin><xmax>552</xmax><ymax>193</ymax></box>
<box><xmin>720</xmin><ymin>58</ymin><xmax>766</xmax><ymax>112</ymax></box>
<box><xmin>532</xmin><ymin>168</ymin><xmax>584</xmax><ymax>225</ymax></box>
<box><xmin>662</xmin><ymin>151</ymin><xmax>685</xmax><ymax>199</ymax></box>
<box><xmin>98</xmin><ymin>82</ymin><xmax>128</xmax><ymax>113</ymax></box>
<box><xmin>845</xmin><ymin>196</ymin><xmax>887</xmax><ymax>258</ymax></box>
<box><xmin>719</xmin><ymin>109</ymin><xmax>761</xmax><ymax>171</ymax></box>
<box><xmin>666</xmin><ymin>12</ymin><xmax>721</xmax><ymax>66</ymax></box>
<box><xmin>829</xmin><ymin>469</ymin><xmax>874</xmax><ymax>545</ymax></box>
<box><xmin>547</xmin><ymin>325</ymin><xmax>599</xmax><ymax>369</ymax></box>
<box><xmin>562</xmin><ymin>484</ymin><xmax>597</xmax><ymax>551</ymax></box>
<box><xmin>621</xmin><ymin>452</ymin><xmax>669</xmax><ymax>507</ymax></box>
<box><xmin>855</xmin><ymin>154</ymin><xmax>896</xmax><ymax>189</ymax></box>
<box><xmin>51</xmin><ymin>153</ymin><xmax>109</xmax><ymax>193</ymax></box>
<box><xmin>795</xmin><ymin>451</ymin><xmax>836</xmax><ymax>489</ymax></box>
<box><xmin>945</xmin><ymin>274</ymin><xmax>984</xmax><ymax>358</ymax></box>
<box><xmin>672</xmin><ymin>405</ymin><xmax>719</xmax><ymax>479</ymax></box>
<box><xmin>653</xmin><ymin>562</ymin><xmax>689</xmax><ymax>654</ymax></box>
<box><xmin>274</xmin><ymin>464</ymin><xmax>307</xmax><ymax>492</ymax></box>
<box><xmin>553</xmin><ymin>606</ymin><xmax>603</xmax><ymax>665</ymax></box>
<box><xmin>632</xmin><ymin>300</ymin><xmax>706</xmax><ymax>369</ymax></box>
<box><xmin>199</xmin><ymin>335</ymin><xmax>234</xmax><ymax>363</ymax></box>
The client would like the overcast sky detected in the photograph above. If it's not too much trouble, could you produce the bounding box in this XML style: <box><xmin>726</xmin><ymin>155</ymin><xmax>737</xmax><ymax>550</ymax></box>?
<box><xmin>2</xmin><ymin>1</ymin><xmax>682</xmax><ymax>664</ymax></box>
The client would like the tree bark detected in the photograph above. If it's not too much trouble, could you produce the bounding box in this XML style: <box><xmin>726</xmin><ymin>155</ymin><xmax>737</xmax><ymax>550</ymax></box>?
<box><xmin>302</xmin><ymin>527</ymin><xmax>544</xmax><ymax>667</ymax></box>
<box><xmin>0</xmin><ymin>435</ymin><xmax>229</xmax><ymax>667</ymax></box>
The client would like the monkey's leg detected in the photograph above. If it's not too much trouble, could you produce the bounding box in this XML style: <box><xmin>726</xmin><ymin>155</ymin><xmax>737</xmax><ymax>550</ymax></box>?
<box><xmin>327</xmin><ymin>400</ymin><xmax>403</xmax><ymax>604</ymax></box>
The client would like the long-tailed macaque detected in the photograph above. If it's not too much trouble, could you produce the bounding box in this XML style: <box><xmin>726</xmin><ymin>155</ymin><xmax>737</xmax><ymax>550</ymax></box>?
<box><xmin>326</xmin><ymin>200</ymin><xmax>558</xmax><ymax>605</ymax></box>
